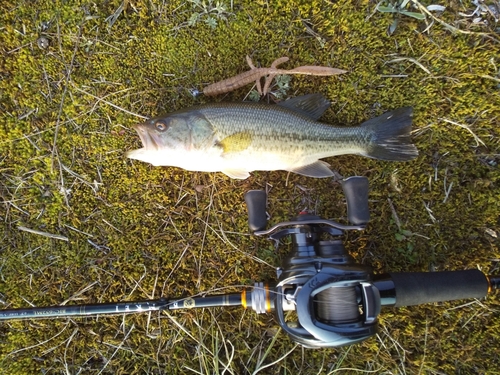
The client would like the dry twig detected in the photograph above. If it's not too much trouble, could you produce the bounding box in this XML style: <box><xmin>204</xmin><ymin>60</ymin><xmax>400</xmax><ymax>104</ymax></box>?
<box><xmin>18</xmin><ymin>226</ymin><xmax>69</xmax><ymax>241</ymax></box>
<box><xmin>411</xmin><ymin>0</ymin><xmax>500</xmax><ymax>42</ymax></box>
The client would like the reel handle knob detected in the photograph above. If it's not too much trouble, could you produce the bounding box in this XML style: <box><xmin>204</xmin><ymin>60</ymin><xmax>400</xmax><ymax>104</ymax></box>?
<box><xmin>341</xmin><ymin>177</ymin><xmax>370</xmax><ymax>225</ymax></box>
<box><xmin>244</xmin><ymin>190</ymin><xmax>267</xmax><ymax>231</ymax></box>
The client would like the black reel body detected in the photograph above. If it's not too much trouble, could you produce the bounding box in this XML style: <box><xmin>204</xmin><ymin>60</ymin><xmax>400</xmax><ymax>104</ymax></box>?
<box><xmin>246</xmin><ymin>177</ymin><xmax>380</xmax><ymax>348</ymax></box>
<box><xmin>273</xmin><ymin>217</ymin><xmax>380</xmax><ymax>348</ymax></box>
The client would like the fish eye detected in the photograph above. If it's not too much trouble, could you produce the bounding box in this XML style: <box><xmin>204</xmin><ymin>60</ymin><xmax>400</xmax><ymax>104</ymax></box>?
<box><xmin>155</xmin><ymin>121</ymin><xmax>168</xmax><ymax>132</ymax></box>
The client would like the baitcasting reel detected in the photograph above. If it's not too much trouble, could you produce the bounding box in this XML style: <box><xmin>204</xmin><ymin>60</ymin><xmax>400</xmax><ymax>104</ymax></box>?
<box><xmin>243</xmin><ymin>177</ymin><xmax>378</xmax><ymax>348</ymax></box>
<box><xmin>241</xmin><ymin>177</ymin><xmax>497</xmax><ymax>347</ymax></box>
<box><xmin>0</xmin><ymin>177</ymin><xmax>498</xmax><ymax>349</ymax></box>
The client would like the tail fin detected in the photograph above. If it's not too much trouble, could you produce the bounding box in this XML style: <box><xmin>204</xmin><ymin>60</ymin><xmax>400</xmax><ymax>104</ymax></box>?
<box><xmin>362</xmin><ymin>107</ymin><xmax>418</xmax><ymax>161</ymax></box>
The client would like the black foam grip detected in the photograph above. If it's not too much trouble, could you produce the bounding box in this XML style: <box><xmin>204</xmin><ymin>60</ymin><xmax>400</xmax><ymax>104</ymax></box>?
<box><xmin>389</xmin><ymin>270</ymin><xmax>489</xmax><ymax>307</ymax></box>
<box><xmin>341</xmin><ymin>176</ymin><xmax>370</xmax><ymax>225</ymax></box>
<box><xmin>244</xmin><ymin>190</ymin><xmax>267</xmax><ymax>232</ymax></box>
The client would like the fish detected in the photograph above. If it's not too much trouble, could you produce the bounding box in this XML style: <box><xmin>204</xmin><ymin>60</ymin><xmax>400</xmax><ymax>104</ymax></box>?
<box><xmin>126</xmin><ymin>93</ymin><xmax>418</xmax><ymax>179</ymax></box>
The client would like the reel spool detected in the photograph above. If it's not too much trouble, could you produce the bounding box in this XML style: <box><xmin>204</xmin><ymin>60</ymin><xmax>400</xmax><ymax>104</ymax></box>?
<box><xmin>315</xmin><ymin>285</ymin><xmax>360</xmax><ymax>324</ymax></box>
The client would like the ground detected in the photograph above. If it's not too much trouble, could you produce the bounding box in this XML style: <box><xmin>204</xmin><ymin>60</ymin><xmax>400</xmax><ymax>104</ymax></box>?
<box><xmin>0</xmin><ymin>0</ymin><xmax>499</xmax><ymax>374</ymax></box>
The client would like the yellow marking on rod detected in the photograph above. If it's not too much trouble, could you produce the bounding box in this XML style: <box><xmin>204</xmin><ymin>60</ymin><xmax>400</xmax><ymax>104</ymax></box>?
<box><xmin>241</xmin><ymin>289</ymin><xmax>247</xmax><ymax>309</ymax></box>
<box><xmin>183</xmin><ymin>298</ymin><xmax>195</xmax><ymax>309</ymax></box>
<box><xmin>265</xmin><ymin>285</ymin><xmax>271</xmax><ymax>312</ymax></box>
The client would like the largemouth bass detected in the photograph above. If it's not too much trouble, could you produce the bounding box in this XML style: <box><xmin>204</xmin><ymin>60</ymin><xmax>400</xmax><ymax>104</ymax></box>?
<box><xmin>126</xmin><ymin>94</ymin><xmax>417</xmax><ymax>179</ymax></box>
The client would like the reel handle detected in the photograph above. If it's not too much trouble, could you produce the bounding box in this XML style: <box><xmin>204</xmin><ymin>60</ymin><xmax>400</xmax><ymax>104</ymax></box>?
<box><xmin>244</xmin><ymin>176</ymin><xmax>371</xmax><ymax>232</ymax></box>
<box><xmin>341</xmin><ymin>176</ymin><xmax>370</xmax><ymax>225</ymax></box>
<box><xmin>244</xmin><ymin>190</ymin><xmax>267</xmax><ymax>231</ymax></box>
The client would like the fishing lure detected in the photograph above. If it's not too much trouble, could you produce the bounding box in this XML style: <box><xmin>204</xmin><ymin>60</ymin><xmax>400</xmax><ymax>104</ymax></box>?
<box><xmin>203</xmin><ymin>55</ymin><xmax>347</xmax><ymax>96</ymax></box>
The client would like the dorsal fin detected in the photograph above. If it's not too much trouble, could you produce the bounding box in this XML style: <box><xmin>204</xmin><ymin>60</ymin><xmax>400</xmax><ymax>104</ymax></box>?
<box><xmin>278</xmin><ymin>93</ymin><xmax>331</xmax><ymax>120</ymax></box>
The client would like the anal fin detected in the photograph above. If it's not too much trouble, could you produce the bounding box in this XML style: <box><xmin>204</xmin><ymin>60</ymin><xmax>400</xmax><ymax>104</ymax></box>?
<box><xmin>287</xmin><ymin>160</ymin><xmax>334</xmax><ymax>178</ymax></box>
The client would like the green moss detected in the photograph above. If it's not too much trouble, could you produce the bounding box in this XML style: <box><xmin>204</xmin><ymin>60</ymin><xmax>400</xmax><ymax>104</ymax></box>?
<box><xmin>1</xmin><ymin>0</ymin><xmax>499</xmax><ymax>373</ymax></box>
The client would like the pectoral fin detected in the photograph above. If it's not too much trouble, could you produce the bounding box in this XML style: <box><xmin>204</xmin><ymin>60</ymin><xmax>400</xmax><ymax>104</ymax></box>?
<box><xmin>221</xmin><ymin>169</ymin><xmax>251</xmax><ymax>179</ymax></box>
<box><xmin>287</xmin><ymin>160</ymin><xmax>334</xmax><ymax>178</ymax></box>
<box><xmin>218</xmin><ymin>131</ymin><xmax>253</xmax><ymax>154</ymax></box>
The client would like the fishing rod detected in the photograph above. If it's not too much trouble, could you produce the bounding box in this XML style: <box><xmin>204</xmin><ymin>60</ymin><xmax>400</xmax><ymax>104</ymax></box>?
<box><xmin>1</xmin><ymin>177</ymin><xmax>498</xmax><ymax>348</ymax></box>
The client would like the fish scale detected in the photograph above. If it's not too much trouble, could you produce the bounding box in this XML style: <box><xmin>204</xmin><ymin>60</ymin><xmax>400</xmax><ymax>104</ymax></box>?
<box><xmin>194</xmin><ymin>103</ymin><xmax>371</xmax><ymax>156</ymax></box>
<box><xmin>126</xmin><ymin>94</ymin><xmax>417</xmax><ymax>179</ymax></box>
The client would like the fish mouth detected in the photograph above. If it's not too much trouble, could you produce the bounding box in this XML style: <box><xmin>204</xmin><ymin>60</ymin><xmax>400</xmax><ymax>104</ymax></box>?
<box><xmin>129</xmin><ymin>123</ymin><xmax>162</xmax><ymax>151</ymax></box>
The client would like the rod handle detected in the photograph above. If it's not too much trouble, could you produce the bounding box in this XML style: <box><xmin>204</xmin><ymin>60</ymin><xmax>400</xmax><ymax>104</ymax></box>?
<box><xmin>388</xmin><ymin>270</ymin><xmax>489</xmax><ymax>307</ymax></box>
